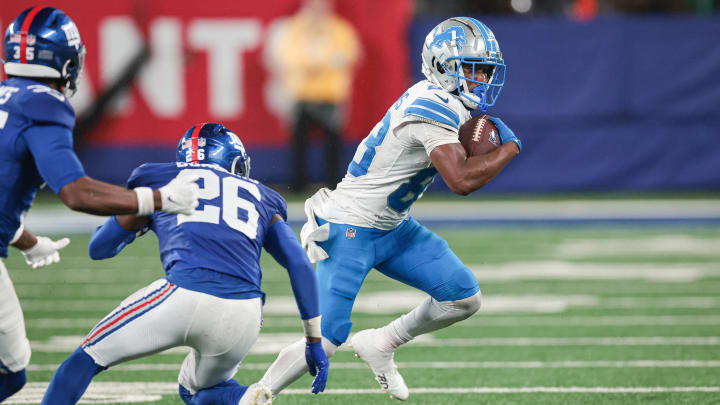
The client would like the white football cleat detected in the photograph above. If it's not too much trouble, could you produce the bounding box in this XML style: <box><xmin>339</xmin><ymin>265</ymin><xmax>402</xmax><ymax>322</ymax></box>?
<box><xmin>238</xmin><ymin>383</ymin><xmax>273</xmax><ymax>405</ymax></box>
<box><xmin>351</xmin><ymin>329</ymin><xmax>409</xmax><ymax>401</ymax></box>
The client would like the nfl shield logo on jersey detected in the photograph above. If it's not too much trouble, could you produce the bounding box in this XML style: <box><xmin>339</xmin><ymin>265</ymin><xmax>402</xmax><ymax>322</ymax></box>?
<box><xmin>345</xmin><ymin>228</ymin><xmax>356</xmax><ymax>239</ymax></box>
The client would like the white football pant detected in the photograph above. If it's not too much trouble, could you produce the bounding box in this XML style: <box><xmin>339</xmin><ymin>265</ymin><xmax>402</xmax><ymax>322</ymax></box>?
<box><xmin>0</xmin><ymin>260</ymin><xmax>31</xmax><ymax>374</ymax></box>
<box><xmin>81</xmin><ymin>278</ymin><xmax>262</xmax><ymax>393</ymax></box>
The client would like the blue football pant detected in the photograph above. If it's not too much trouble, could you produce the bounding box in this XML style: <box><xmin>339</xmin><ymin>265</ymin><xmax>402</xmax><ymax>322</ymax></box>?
<box><xmin>316</xmin><ymin>217</ymin><xmax>480</xmax><ymax>346</ymax></box>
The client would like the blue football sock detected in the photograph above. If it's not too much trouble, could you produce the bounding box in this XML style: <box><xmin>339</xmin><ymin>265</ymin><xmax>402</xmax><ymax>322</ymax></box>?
<box><xmin>0</xmin><ymin>369</ymin><xmax>26</xmax><ymax>402</ymax></box>
<box><xmin>41</xmin><ymin>347</ymin><xmax>105</xmax><ymax>405</ymax></box>
<box><xmin>179</xmin><ymin>384</ymin><xmax>194</xmax><ymax>405</ymax></box>
<box><xmin>192</xmin><ymin>380</ymin><xmax>247</xmax><ymax>405</ymax></box>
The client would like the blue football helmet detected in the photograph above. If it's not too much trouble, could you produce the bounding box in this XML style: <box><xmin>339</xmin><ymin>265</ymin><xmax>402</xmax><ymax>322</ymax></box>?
<box><xmin>421</xmin><ymin>17</ymin><xmax>505</xmax><ymax>111</ymax></box>
<box><xmin>177</xmin><ymin>123</ymin><xmax>251</xmax><ymax>177</ymax></box>
<box><xmin>3</xmin><ymin>6</ymin><xmax>86</xmax><ymax>96</ymax></box>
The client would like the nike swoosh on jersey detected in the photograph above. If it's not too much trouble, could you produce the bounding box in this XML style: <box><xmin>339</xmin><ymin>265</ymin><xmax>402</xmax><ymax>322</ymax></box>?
<box><xmin>435</xmin><ymin>94</ymin><xmax>449</xmax><ymax>103</ymax></box>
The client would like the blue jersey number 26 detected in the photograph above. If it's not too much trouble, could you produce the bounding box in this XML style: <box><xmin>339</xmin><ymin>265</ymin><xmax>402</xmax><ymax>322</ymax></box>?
<box><xmin>176</xmin><ymin>169</ymin><xmax>261</xmax><ymax>239</ymax></box>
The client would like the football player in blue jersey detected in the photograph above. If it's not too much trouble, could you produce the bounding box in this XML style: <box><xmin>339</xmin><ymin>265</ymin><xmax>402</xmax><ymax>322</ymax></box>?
<box><xmin>257</xmin><ymin>17</ymin><xmax>521</xmax><ymax>401</ymax></box>
<box><xmin>0</xmin><ymin>7</ymin><xmax>199</xmax><ymax>402</ymax></box>
<box><xmin>40</xmin><ymin>123</ymin><xmax>329</xmax><ymax>405</ymax></box>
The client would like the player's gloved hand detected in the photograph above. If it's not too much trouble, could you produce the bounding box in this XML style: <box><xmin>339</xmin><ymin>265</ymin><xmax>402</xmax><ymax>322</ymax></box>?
<box><xmin>487</xmin><ymin>116</ymin><xmax>522</xmax><ymax>152</ymax></box>
<box><xmin>305</xmin><ymin>340</ymin><xmax>330</xmax><ymax>394</ymax></box>
<box><xmin>21</xmin><ymin>236</ymin><xmax>70</xmax><ymax>269</ymax></box>
<box><xmin>158</xmin><ymin>174</ymin><xmax>200</xmax><ymax>215</ymax></box>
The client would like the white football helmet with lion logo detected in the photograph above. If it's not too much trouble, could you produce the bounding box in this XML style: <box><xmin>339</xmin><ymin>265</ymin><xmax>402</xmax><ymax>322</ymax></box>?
<box><xmin>421</xmin><ymin>17</ymin><xmax>506</xmax><ymax>111</ymax></box>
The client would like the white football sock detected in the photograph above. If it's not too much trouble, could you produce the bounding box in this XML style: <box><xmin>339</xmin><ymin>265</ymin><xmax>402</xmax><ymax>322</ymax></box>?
<box><xmin>379</xmin><ymin>291</ymin><xmax>482</xmax><ymax>351</ymax></box>
<box><xmin>258</xmin><ymin>337</ymin><xmax>337</xmax><ymax>396</ymax></box>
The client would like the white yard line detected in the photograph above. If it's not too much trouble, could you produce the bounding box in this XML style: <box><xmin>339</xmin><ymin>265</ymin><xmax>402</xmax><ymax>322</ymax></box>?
<box><xmin>29</xmin><ymin>334</ymin><xmax>720</xmax><ymax>353</ymax></box>
<box><xmin>419</xmin><ymin>337</ymin><xmax>720</xmax><ymax>347</ymax></box>
<box><xmin>27</xmin><ymin>314</ymin><xmax>720</xmax><ymax>329</ymax></box>
<box><xmin>6</xmin><ymin>382</ymin><xmax>720</xmax><ymax>403</ymax></box>
<box><xmin>25</xmin><ymin>360</ymin><xmax>720</xmax><ymax>372</ymax></box>
<box><xmin>285</xmin><ymin>387</ymin><xmax>720</xmax><ymax>394</ymax></box>
<box><xmin>19</xmin><ymin>294</ymin><xmax>720</xmax><ymax>315</ymax></box>
<box><xmin>471</xmin><ymin>262</ymin><xmax>720</xmax><ymax>282</ymax></box>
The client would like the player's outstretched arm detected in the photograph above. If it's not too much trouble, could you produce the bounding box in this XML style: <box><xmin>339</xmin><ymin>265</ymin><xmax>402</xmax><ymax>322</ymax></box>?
<box><xmin>263</xmin><ymin>214</ymin><xmax>329</xmax><ymax>394</ymax></box>
<box><xmin>10</xmin><ymin>226</ymin><xmax>70</xmax><ymax>269</ymax></box>
<box><xmin>88</xmin><ymin>215</ymin><xmax>148</xmax><ymax>260</ymax></box>
<box><xmin>58</xmin><ymin>175</ymin><xmax>200</xmax><ymax>216</ymax></box>
<box><xmin>430</xmin><ymin>138</ymin><xmax>519</xmax><ymax>196</ymax></box>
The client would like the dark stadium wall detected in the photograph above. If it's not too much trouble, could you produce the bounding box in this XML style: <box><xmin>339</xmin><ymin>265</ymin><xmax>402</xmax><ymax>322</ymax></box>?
<box><xmin>3</xmin><ymin>2</ymin><xmax>719</xmax><ymax>192</ymax></box>
<box><xmin>410</xmin><ymin>16</ymin><xmax>720</xmax><ymax>193</ymax></box>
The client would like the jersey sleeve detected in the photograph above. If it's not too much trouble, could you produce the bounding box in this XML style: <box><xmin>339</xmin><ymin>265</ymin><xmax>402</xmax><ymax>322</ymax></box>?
<box><xmin>401</xmin><ymin>93</ymin><xmax>463</xmax><ymax>133</ymax></box>
<box><xmin>19</xmin><ymin>85</ymin><xmax>75</xmax><ymax>129</ymax></box>
<box><xmin>127</xmin><ymin>164</ymin><xmax>153</xmax><ymax>189</ymax></box>
<box><xmin>401</xmin><ymin>121</ymin><xmax>460</xmax><ymax>156</ymax></box>
<box><xmin>126</xmin><ymin>163</ymin><xmax>175</xmax><ymax>189</ymax></box>
<box><xmin>261</xmin><ymin>186</ymin><xmax>288</xmax><ymax>221</ymax></box>
<box><xmin>22</xmin><ymin>124</ymin><xmax>86</xmax><ymax>193</ymax></box>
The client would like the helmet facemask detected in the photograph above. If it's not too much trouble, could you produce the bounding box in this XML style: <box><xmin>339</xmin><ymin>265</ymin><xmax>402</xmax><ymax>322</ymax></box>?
<box><xmin>231</xmin><ymin>155</ymin><xmax>251</xmax><ymax>178</ymax></box>
<box><xmin>451</xmin><ymin>59</ymin><xmax>506</xmax><ymax>112</ymax></box>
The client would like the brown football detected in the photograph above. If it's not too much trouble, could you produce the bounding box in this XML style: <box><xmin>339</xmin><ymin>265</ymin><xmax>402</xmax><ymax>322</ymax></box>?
<box><xmin>458</xmin><ymin>115</ymin><xmax>501</xmax><ymax>156</ymax></box>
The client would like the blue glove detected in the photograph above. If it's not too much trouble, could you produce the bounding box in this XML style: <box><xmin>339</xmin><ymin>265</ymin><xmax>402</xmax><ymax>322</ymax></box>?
<box><xmin>487</xmin><ymin>116</ymin><xmax>522</xmax><ymax>152</ymax></box>
<box><xmin>305</xmin><ymin>340</ymin><xmax>329</xmax><ymax>394</ymax></box>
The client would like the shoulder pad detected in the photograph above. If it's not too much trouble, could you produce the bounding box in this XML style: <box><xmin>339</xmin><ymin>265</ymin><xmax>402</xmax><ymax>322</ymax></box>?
<box><xmin>19</xmin><ymin>84</ymin><xmax>75</xmax><ymax>129</ymax></box>
<box><xmin>402</xmin><ymin>87</ymin><xmax>465</xmax><ymax>132</ymax></box>
<box><xmin>126</xmin><ymin>163</ymin><xmax>176</xmax><ymax>189</ymax></box>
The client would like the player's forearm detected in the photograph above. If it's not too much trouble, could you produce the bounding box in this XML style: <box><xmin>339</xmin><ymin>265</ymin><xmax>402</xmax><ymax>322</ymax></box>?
<box><xmin>458</xmin><ymin>142</ymin><xmax>519</xmax><ymax>194</ymax></box>
<box><xmin>58</xmin><ymin>176</ymin><xmax>161</xmax><ymax>215</ymax></box>
<box><xmin>264</xmin><ymin>221</ymin><xmax>321</xmax><ymax>321</ymax></box>
<box><xmin>10</xmin><ymin>228</ymin><xmax>37</xmax><ymax>251</ymax></box>
<box><xmin>88</xmin><ymin>216</ymin><xmax>137</xmax><ymax>260</ymax></box>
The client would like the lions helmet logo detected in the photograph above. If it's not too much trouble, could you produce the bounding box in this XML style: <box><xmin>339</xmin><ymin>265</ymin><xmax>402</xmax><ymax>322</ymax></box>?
<box><xmin>430</xmin><ymin>26</ymin><xmax>466</xmax><ymax>52</ymax></box>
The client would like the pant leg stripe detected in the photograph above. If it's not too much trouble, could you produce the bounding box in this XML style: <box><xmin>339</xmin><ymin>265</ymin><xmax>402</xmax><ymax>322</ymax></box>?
<box><xmin>88</xmin><ymin>281</ymin><xmax>172</xmax><ymax>335</ymax></box>
<box><xmin>81</xmin><ymin>283</ymin><xmax>177</xmax><ymax>348</ymax></box>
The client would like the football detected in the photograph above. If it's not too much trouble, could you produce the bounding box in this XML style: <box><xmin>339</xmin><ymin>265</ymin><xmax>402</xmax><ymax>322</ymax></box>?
<box><xmin>458</xmin><ymin>115</ymin><xmax>501</xmax><ymax>156</ymax></box>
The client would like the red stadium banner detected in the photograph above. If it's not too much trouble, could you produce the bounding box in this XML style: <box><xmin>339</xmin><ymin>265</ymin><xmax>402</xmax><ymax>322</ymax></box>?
<box><xmin>0</xmin><ymin>0</ymin><xmax>411</xmax><ymax>147</ymax></box>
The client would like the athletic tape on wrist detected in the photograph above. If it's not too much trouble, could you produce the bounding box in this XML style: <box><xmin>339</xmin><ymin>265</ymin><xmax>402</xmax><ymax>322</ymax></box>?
<box><xmin>302</xmin><ymin>316</ymin><xmax>322</xmax><ymax>338</ymax></box>
<box><xmin>134</xmin><ymin>187</ymin><xmax>154</xmax><ymax>216</ymax></box>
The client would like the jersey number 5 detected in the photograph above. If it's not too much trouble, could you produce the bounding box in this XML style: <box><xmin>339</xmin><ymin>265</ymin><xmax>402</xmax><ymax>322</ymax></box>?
<box><xmin>176</xmin><ymin>169</ymin><xmax>261</xmax><ymax>239</ymax></box>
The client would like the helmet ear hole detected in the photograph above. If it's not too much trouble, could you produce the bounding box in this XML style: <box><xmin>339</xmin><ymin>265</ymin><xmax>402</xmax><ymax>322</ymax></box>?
<box><xmin>435</xmin><ymin>62</ymin><xmax>445</xmax><ymax>74</ymax></box>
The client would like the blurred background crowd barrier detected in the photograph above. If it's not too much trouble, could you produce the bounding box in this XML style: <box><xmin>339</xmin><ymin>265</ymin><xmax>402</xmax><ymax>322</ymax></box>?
<box><xmin>2</xmin><ymin>0</ymin><xmax>718</xmax><ymax>193</ymax></box>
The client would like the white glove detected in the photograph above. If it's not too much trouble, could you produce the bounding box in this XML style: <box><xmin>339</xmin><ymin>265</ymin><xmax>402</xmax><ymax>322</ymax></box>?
<box><xmin>158</xmin><ymin>174</ymin><xmax>200</xmax><ymax>215</ymax></box>
<box><xmin>21</xmin><ymin>237</ymin><xmax>70</xmax><ymax>269</ymax></box>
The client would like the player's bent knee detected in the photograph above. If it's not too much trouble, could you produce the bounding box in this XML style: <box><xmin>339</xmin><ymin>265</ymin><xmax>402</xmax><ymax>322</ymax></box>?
<box><xmin>455</xmin><ymin>290</ymin><xmax>482</xmax><ymax>316</ymax></box>
<box><xmin>444</xmin><ymin>290</ymin><xmax>482</xmax><ymax>321</ymax></box>
<box><xmin>322</xmin><ymin>318</ymin><xmax>352</xmax><ymax>347</ymax></box>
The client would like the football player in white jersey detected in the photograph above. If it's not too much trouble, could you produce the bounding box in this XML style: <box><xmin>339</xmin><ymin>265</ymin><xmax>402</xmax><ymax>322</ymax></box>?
<box><xmin>257</xmin><ymin>17</ymin><xmax>522</xmax><ymax>401</ymax></box>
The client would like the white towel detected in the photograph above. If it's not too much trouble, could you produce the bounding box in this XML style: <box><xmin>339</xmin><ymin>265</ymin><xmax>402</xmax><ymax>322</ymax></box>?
<box><xmin>300</xmin><ymin>188</ymin><xmax>332</xmax><ymax>263</ymax></box>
